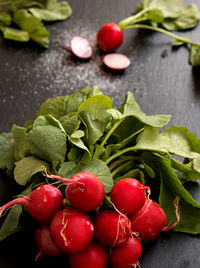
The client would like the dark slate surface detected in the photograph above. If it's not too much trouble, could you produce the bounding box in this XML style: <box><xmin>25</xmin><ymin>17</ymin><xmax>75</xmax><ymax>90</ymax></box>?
<box><xmin>0</xmin><ymin>0</ymin><xmax>200</xmax><ymax>267</ymax></box>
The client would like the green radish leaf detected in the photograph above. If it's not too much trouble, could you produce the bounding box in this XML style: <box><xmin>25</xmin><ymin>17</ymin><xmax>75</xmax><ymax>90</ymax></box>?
<box><xmin>147</xmin><ymin>8</ymin><xmax>164</xmax><ymax>23</ymax></box>
<box><xmin>0</xmin><ymin>26</ymin><xmax>30</xmax><ymax>42</ymax></box>
<box><xmin>67</xmin><ymin>148</ymin><xmax>81</xmax><ymax>163</ymax></box>
<box><xmin>28</xmin><ymin>125</ymin><xmax>67</xmax><ymax>165</ymax></box>
<box><xmin>14</xmin><ymin>156</ymin><xmax>50</xmax><ymax>185</ymax></box>
<box><xmin>13</xmin><ymin>9</ymin><xmax>42</xmax><ymax>32</ymax></box>
<box><xmin>0</xmin><ymin>11</ymin><xmax>12</xmax><ymax>26</ymax></box>
<box><xmin>111</xmin><ymin>116</ymin><xmax>144</xmax><ymax>144</ymax></box>
<box><xmin>160</xmin><ymin>126</ymin><xmax>200</xmax><ymax>157</ymax></box>
<box><xmin>58</xmin><ymin>159</ymin><xmax>114</xmax><ymax>193</ymax></box>
<box><xmin>162</xmin><ymin>4</ymin><xmax>200</xmax><ymax>30</ymax></box>
<box><xmin>134</xmin><ymin>126</ymin><xmax>168</xmax><ymax>153</ymax></box>
<box><xmin>68</xmin><ymin>136</ymin><xmax>89</xmax><ymax>152</ymax></box>
<box><xmin>71</xmin><ymin>130</ymin><xmax>84</xmax><ymax>139</ymax></box>
<box><xmin>30</xmin><ymin>26</ymin><xmax>49</xmax><ymax>48</ymax></box>
<box><xmin>0</xmin><ymin>184</ymin><xmax>33</xmax><ymax>241</ymax></box>
<box><xmin>0</xmin><ymin>133</ymin><xmax>15</xmax><ymax>175</ymax></box>
<box><xmin>29</xmin><ymin>1</ymin><xmax>72</xmax><ymax>21</ymax></box>
<box><xmin>0</xmin><ymin>206</ymin><xmax>23</xmax><ymax>241</ymax></box>
<box><xmin>134</xmin><ymin>125</ymin><xmax>200</xmax><ymax>158</ymax></box>
<box><xmin>59</xmin><ymin>114</ymin><xmax>81</xmax><ymax>135</ymax></box>
<box><xmin>119</xmin><ymin>91</ymin><xmax>171</xmax><ymax>127</ymax></box>
<box><xmin>78</xmin><ymin>95</ymin><xmax>113</xmax><ymax>146</ymax></box>
<box><xmin>12</xmin><ymin>125</ymin><xmax>30</xmax><ymax>161</ymax></box>
<box><xmin>193</xmin><ymin>157</ymin><xmax>200</xmax><ymax>173</ymax></box>
<box><xmin>143</xmin><ymin>0</ymin><xmax>183</xmax><ymax>18</ymax></box>
<box><xmin>37</xmin><ymin>96</ymin><xmax>69</xmax><ymax>119</ymax></box>
<box><xmin>33</xmin><ymin>114</ymin><xmax>66</xmax><ymax>134</ymax></box>
<box><xmin>160</xmin><ymin>176</ymin><xmax>200</xmax><ymax>234</ymax></box>
<box><xmin>190</xmin><ymin>45</ymin><xmax>200</xmax><ymax>67</ymax></box>
<box><xmin>171</xmin><ymin>158</ymin><xmax>200</xmax><ymax>182</ymax></box>
<box><xmin>142</xmin><ymin>152</ymin><xmax>200</xmax><ymax>207</ymax></box>
<box><xmin>172</xmin><ymin>37</ymin><xmax>190</xmax><ymax>46</ymax></box>
<box><xmin>37</xmin><ymin>87</ymin><xmax>91</xmax><ymax>119</ymax></box>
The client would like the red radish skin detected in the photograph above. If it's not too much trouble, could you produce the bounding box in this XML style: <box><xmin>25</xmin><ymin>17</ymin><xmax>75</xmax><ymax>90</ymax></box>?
<box><xmin>46</xmin><ymin>172</ymin><xmax>105</xmax><ymax>212</ymax></box>
<box><xmin>69</xmin><ymin>241</ymin><xmax>108</xmax><ymax>268</ymax></box>
<box><xmin>35</xmin><ymin>225</ymin><xmax>63</xmax><ymax>261</ymax></box>
<box><xmin>97</xmin><ymin>23</ymin><xmax>124</xmax><ymax>52</ymax></box>
<box><xmin>50</xmin><ymin>207</ymin><xmax>94</xmax><ymax>254</ymax></box>
<box><xmin>109</xmin><ymin>236</ymin><xmax>142</xmax><ymax>268</ymax></box>
<box><xmin>70</xmin><ymin>36</ymin><xmax>93</xmax><ymax>59</ymax></box>
<box><xmin>103</xmin><ymin>53</ymin><xmax>130</xmax><ymax>71</ymax></box>
<box><xmin>94</xmin><ymin>210</ymin><xmax>132</xmax><ymax>247</ymax></box>
<box><xmin>130</xmin><ymin>199</ymin><xmax>167</xmax><ymax>241</ymax></box>
<box><xmin>110</xmin><ymin>178</ymin><xmax>147</xmax><ymax>216</ymax></box>
<box><xmin>0</xmin><ymin>184</ymin><xmax>63</xmax><ymax>223</ymax></box>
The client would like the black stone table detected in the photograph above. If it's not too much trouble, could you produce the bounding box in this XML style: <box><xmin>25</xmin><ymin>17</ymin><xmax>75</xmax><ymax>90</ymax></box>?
<box><xmin>0</xmin><ymin>0</ymin><xmax>200</xmax><ymax>267</ymax></box>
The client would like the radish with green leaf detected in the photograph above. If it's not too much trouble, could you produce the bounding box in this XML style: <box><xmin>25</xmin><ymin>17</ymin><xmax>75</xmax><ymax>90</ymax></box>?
<box><xmin>130</xmin><ymin>198</ymin><xmax>180</xmax><ymax>241</ymax></box>
<box><xmin>69</xmin><ymin>241</ymin><xmax>108</xmax><ymax>268</ymax></box>
<box><xmin>35</xmin><ymin>224</ymin><xmax>63</xmax><ymax>261</ymax></box>
<box><xmin>50</xmin><ymin>207</ymin><xmax>94</xmax><ymax>253</ymax></box>
<box><xmin>0</xmin><ymin>184</ymin><xmax>63</xmax><ymax>223</ymax></box>
<box><xmin>109</xmin><ymin>236</ymin><xmax>142</xmax><ymax>268</ymax></box>
<box><xmin>96</xmin><ymin>0</ymin><xmax>200</xmax><ymax>66</ymax></box>
<box><xmin>97</xmin><ymin>23</ymin><xmax>124</xmax><ymax>52</ymax></box>
<box><xmin>110</xmin><ymin>178</ymin><xmax>148</xmax><ymax>215</ymax></box>
<box><xmin>45</xmin><ymin>172</ymin><xmax>105</xmax><ymax>212</ymax></box>
<box><xmin>93</xmin><ymin>210</ymin><xmax>132</xmax><ymax>247</ymax></box>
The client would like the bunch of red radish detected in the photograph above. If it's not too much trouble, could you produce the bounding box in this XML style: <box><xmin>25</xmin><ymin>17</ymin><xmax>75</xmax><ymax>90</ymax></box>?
<box><xmin>0</xmin><ymin>171</ymin><xmax>177</xmax><ymax>268</ymax></box>
<box><xmin>69</xmin><ymin>23</ymin><xmax>131</xmax><ymax>71</ymax></box>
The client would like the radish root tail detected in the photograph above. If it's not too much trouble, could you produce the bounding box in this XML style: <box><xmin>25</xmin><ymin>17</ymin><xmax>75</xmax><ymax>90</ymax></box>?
<box><xmin>162</xmin><ymin>196</ymin><xmax>180</xmax><ymax>232</ymax></box>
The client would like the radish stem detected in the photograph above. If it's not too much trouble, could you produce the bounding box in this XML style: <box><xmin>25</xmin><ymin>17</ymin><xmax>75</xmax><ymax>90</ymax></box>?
<box><xmin>123</xmin><ymin>24</ymin><xmax>200</xmax><ymax>47</ymax></box>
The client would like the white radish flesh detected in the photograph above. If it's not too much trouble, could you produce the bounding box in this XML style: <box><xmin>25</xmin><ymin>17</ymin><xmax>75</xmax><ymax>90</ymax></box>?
<box><xmin>70</xmin><ymin>36</ymin><xmax>93</xmax><ymax>59</ymax></box>
<box><xmin>103</xmin><ymin>53</ymin><xmax>130</xmax><ymax>70</ymax></box>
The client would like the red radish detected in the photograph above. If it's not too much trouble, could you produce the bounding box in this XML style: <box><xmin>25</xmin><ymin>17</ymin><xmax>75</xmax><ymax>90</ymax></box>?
<box><xmin>50</xmin><ymin>207</ymin><xmax>94</xmax><ymax>254</ymax></box>
<box><xmin>69</xmin><ymin>241</ymin><xmax>108</xmax><ymax>268</ymax></box>
<box><xmin>94</xmin><ymin>210</ymin><xmax>131</xmax><ymax>247</ymax></box>
<box><xmin>110</xmin><ymin>178</ymin><xmax>148</xmax><ymax>215</ymax></box>
<box><xmin>0</xmin><ymin>184</ymin><xmax>63</xmax><ymax>223</ymax></box>
<box><xmin>97</xmin><ymin>23</ymin><xmax>124</xmax><ymax>52</ymax></box>
<box><xmin>35</xmin><ymin>224</ymin><xmax>63</xmax><ymax>261</ymax></box>
<box><xmin>70</xmin><ymin>36</ymin><xmax>93</xmax><ymax>59</ymax></box>
<box><xmin>130</xmin><ymin>199</ymin><xmax>167</xmax><ymax>241</ymax></box>
<box><xmin>109</xmin><ymin>236</ymin><xmax>142</xmax><ymax>268</ymax></box>
<box><xmin>46</xmin><ymin>172</ymin><xmax>105</xmax><ymax>212</ymax></box>
<box><xmin>103</xmin><ymin>53</ymin><xmax>130</xmax><ymax>71</ymax></box>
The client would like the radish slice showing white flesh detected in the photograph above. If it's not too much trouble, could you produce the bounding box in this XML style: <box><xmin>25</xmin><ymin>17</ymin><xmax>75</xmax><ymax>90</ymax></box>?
<box><xmin>103</xmin><ymin>53</ymin><xmax>130</xmax><ymax>70</ymax></box>
<box><xmin>70</xmin><ymin>36</ymin><xmax>93</xmax><ymax>59</ymax></box>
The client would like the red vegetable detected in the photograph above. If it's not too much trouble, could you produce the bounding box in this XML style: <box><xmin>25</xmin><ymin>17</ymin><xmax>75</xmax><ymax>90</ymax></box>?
<box><xmin>94</xmin><ymin>210</ymin><xmax>131</xmax><ymax>247</ymax></box>
<box><xmin>35</xmin><ymin>224</ymin><xmax>63</xmax><ymax>261</ymax></box>
<box><xmin>110</xmin><ymin>178</ymin><xmax>147</xmax><ymax>215</ymax></box>
<box><xmin>109</xmin><ymin>236</ymin><xmax>142</xmax><ymax>268</ymax></box>
<box><xmin>70</xmin><ymin>36</ymin><xmax>93</xmax><ymax>59</ymax></box>
<box><xmin>69</xmin><ymin>241</ymin><xmax>108</xmax><ymax>268</ymax></box>
<box><xmin>0</xmin><ymin>184</ymin><xmax>63</xmax><ymax>223</ymax></box>
<box><xmin>130</xmin><ymin>199</ymin><xmax>167</xmax><ymax>241</ymax></box>
<box><xmin>97</xmin><ymin>23</ymin><xmax>124</xmax><ymax>52</ymax></box>
<box><xmin>50</xmin><ymin>207</ymin><xmax>94</xmax><ymax>254</ymax></box>
<box><xmin>47</xmin><ymin>172</ymin><xmax>105</xmax><ymax>212</ymax></box>
<box><xmin>103</xmin><ymin>53</ymin><xmax>130</xmax><ymax>71</ymax></box>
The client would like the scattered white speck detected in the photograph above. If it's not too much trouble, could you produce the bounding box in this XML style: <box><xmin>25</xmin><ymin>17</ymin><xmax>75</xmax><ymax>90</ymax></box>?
<box><xmin>2</xmin><ymin>99</ymin><xmax>6</xmax><ymax>103</ymax></box>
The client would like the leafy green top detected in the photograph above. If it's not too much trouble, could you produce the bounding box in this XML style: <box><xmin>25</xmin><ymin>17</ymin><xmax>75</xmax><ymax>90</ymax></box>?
<box><xmin>119</xmin><ymin>0</ymin><xmax>200</xmax><ymax>66</ymax></box>
<box><xmin>0</xmin><ymin>0</ymin><xmax>72</xmax><ymax>47</ymax></box>
<box><xmin>1</xmin><ymin>86</ymin><xmax>200</xmax><ymax>240</ymax></box>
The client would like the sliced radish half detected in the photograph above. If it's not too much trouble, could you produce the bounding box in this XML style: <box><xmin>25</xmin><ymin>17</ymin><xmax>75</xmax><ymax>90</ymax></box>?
<box><xmin>70</xmin><ymin>36</ymin><xmax>93</xmax><ymax>59</ymax></box>
<box><xmin>103</xmin><ymin>53</ymin><xmax>130</xmax><ymax>70</ymax></box>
